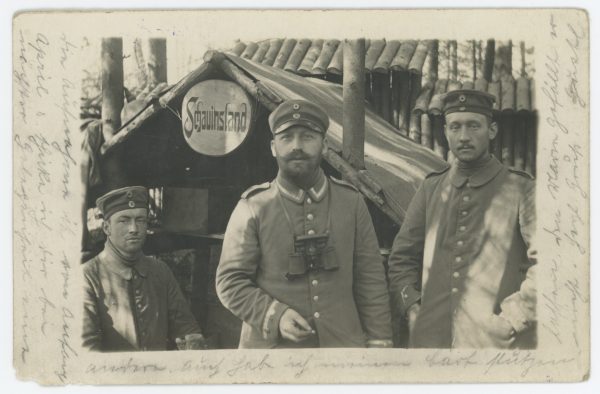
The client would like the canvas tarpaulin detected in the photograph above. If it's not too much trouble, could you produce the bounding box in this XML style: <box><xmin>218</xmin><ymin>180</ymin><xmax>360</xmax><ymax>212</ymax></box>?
<box><xmin>226</xmin><ymin>54</ymin><xmax>448</xmax><ymax>220</ymax></box>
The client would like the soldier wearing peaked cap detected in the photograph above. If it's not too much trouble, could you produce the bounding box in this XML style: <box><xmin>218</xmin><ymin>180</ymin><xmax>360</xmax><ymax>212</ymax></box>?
<box><xmin>216</xmin><ymin>99</ymin><xmax>393</xmax><ymax>348</ymax></box>
<box><xmin>82</xmin><ymin>186</ymin><xmax>207</xmax><ymax>352</ymax></box>
<box><xmin>388</xmin><ymin>89</ymin><xmax>537</xmax><ymax>349</ymax></box>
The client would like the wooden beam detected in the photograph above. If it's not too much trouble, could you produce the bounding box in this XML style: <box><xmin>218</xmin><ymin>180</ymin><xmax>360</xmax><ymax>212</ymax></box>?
<box><xmin>342</xmin><ymin>39</ymin><xmax>366</xmax><ymax>169</ymax></box>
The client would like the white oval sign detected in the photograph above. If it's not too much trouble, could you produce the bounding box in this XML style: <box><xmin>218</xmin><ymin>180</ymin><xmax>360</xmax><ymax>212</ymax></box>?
<box><xmin>181</xmin><ymin>79</ymin><xmax>252</xmax><ymax>156</ymax></box>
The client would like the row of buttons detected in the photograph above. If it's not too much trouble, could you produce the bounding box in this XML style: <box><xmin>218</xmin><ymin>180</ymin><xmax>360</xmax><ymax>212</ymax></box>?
<box><xmin>450</xmin><ymin>189</ymin><xmax>472</xmax><ymax>319</ymax></box>
<box><xmin>311</xmin><ymin>279</ymin><xmax>320</xmax><ymax>319</ymax></box>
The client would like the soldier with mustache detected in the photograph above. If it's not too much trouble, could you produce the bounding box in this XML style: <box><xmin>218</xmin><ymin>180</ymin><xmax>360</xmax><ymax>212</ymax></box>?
<box><xmin>216</xmin><ymin>100</ymin><xmax>393</xmax><ymax>348</ymax></box>
<box><xmin>388</xmin><ymin>90</ymin><xmax>537</xmax><ymax>349</ymax></box>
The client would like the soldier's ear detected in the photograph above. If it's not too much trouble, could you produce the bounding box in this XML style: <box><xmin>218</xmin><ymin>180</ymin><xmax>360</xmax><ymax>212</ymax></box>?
<box><xmin>488</xmin><ymin>121</ymin><xmax>498</xmax><ymax>140</ymax></box>
<box><xmin>321</xmin><ymin>136</ymin><xmax>328</xmax><ymax>154</ymax></box>
<box><xmin>102</xmin><ymin>218</ymin><xmax>111</xmax><ymax>236</ymax></box>
<box><xmin>270</xmin><ymin>139</ymin><xmax>276</xmax><ymax>158</ymax></box>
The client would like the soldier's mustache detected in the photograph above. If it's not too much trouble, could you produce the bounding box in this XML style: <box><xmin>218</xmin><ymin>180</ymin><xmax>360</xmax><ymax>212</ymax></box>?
<box><xmin>285</xmin><ymin>151</ymin><xmax>310</xmax><ymax>160</ymax></box>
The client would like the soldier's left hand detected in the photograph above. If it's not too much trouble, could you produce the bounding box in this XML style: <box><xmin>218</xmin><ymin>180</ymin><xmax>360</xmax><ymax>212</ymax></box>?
<box><xmin>176</xmin><ymin>333</ymin><xmax>209</xmax><ymax>350</ymax></box>
<box><xmin>485</xmin><ymin>314</ymin><xmax>517</xmax><ymax>348</ymax></box>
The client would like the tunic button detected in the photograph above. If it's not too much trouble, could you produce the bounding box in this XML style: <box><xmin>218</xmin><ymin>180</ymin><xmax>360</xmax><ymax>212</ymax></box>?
<box><xmin>313</xmin><ymin>295</ymin><xmax>319</xmax><ymax>302</ymax></box>
<box><xmin>455</xmin><ymin>256</ymin><xmax>462</xmax><ymax>263</ymax></box>
<box><xmin>135</xmin><ymin>289</ymin><xmax>141</xmax><ymax>295</ymax></box>
<box><xmin>461</xmin><ymin>211</ymin><xmax>468</xmax><ymax>216</ymax></box>
<box><xmin>457</xmin><ymin>240</ymin><xmax>464</xmax><ymax>246</ymax></box>
<box><xmin>137</xmin><ymin>303</ymin><xmax>142</xmax><ymax>309</ymax></box>
<box><xmin>459</xmin><ymin>226</ymin><xmax>466</xmax><ymax>232</ymax></box>
<box><xmin>451</xmin><ymin>288</ymin><xmax>459</xmax><ymax>294</ymax></box>
<box><xmin>307</xmin><ymin>213</ymin><xmax>314</xmax><ymax>220</ymax></box>
<box><xmin>453</xmin><ymin>272</ymin><xmax>460</xmax><ymax>278</ymax></box>
<box><xmin>306</xmin><ymin>198</ymin><xmax>312</xmax><ymax>204</ymax></box>
<box><xmin>307</xmin><ymin>229</ymin><xmax>315</xmax><ymax>235</ymax></box>
<box><xmin>314</xmin><ymin>312</ymin><xmax>320</xmax><ymax>319</ymax></box>
<box><xmin>312</xmin><ymin>279</ymin><xmax>318</xmax><ymax>286</ymax></box>
<box><xmin>463</xmin><ymin>196</ymin><xmax>470</xmax><ymax>202</ymax></box>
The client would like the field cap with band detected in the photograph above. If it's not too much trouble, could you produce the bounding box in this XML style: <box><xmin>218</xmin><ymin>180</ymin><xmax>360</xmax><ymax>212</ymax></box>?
<box><xmin>268</xmin><ymin>99</ymin><xmax>330</xmax><ymax>135</ymax></box>
<box><xmin>96</xmin><ymin>186</ymin><xmax>149</xmax><ymax>219</ymax></box>
<box><xmin>442</xmin><ymin>89</ymin><xmax>496</xmax><ymax>117</ymax></box>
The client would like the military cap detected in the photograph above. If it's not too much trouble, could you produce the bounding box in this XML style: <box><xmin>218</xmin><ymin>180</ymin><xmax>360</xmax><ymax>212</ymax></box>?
<box><xmin>268</xmin><ymin>99</ymin><xmax>330</xmax><ymax>135</ymax></box>
<box><xmin>96</xmin><ymin>186</ymin><xmax>149</xmax><ymax>219</ymax></box>
<box><xmin>442</xmin><ymin>89</ymin><xmax>496</xmax><ymax>117</ymax></box>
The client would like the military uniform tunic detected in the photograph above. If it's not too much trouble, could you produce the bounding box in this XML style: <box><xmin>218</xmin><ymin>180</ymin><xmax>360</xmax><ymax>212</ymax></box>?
<box><xmin>388</xmin><ymin>156</ymin><xmax>537</xmax><ymax>348</ymax></box>
<box><xmin>82</xmin><ymin>241</ymin><xmax>202</xmax><ymax>351</ymax></box>
<box><xmin>216</xmin><ymin>170</ymin><xmax>393</xmax><ymax>348</ymax></box>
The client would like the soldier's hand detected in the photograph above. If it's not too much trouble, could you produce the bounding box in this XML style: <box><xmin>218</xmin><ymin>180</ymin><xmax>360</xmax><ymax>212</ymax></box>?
<box><xmin>175</xmin><ymin>333</ymin><xmax>208</xmax><ymax>350</ymax></box>
<box><xmin>279</xmin><ymin>308</ymin><xmax>315</xmax><ymax>343</ymax></box>
<box><xmin>485</xmin><ymin>314</ymin><xmax>517</xmax><ymax>348</ymax></box>
<box><xmin>407</xmin><ymin>303</ymin><xmax>421</xmax><ymax>334</ymax></box>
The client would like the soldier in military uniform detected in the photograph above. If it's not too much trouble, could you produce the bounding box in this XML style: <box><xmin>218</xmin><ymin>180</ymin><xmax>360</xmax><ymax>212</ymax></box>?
<box><xmin>216</xmin><ymin>100</ymin><xmax>393</xmax><ymax>348</ymax></box>
<box><xmin>388</xmin><ymin>90</ymin><xmax>537</xmax><ymax>349</ymax></box>
<box><xmin>82</xmin><ymin>186</ymin><xmax>207</xmax><ymax>351</ymax></box>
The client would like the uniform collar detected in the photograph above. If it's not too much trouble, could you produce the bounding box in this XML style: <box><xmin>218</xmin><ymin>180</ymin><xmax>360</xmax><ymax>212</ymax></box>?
<box><xmin>450</xmin><ymin>155</ymin><xmax>503</xmax><ymax>188</ymax></box>
<box><xmin>276</xmin><ymin>169</ymin><xmax>328</xmax><ymax>204</ymax></box>
<box><xmin>101</xmin><ymin>239</ymin><xmax>148</xmax><ymax>280</ymax></box>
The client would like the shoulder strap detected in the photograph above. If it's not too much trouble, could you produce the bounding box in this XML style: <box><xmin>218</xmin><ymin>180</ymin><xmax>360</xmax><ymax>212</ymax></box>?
<box><xmin>508</xmin><ymin>168</ymin><xmax>535</xmax><ymax>180</ymax></box>
<box><xmin>329</xmin><ymin>176</ymin><xmax>358</xmax><ymax>192</ymax></box>
<box><xmin>425</xmin><ymin>165</ymin><xmax>450</xmax><ymax>179</ymax></box>
<box><xmin>241</xmin><ymin>182</ymin><xmax>271</xmax><ymax>199</ymax></box>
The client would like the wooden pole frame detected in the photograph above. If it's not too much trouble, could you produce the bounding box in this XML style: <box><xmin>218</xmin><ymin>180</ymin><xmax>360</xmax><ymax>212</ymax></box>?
<box><xmin>342</xmin><ymin>39</ymin><xmax>366</xmax><ymax>170</ymax></box>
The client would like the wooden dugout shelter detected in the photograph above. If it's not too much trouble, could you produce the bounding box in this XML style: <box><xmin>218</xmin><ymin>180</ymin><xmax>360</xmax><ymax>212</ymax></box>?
<box><xmin>83</xmin><ymin>37</ymin><xmax>536</xmax><ymax>348</ymax></box>
<box><xmin>84</xmin><ymin>44</ymin><xmax>445</xmax><ymax>347</ymax></box>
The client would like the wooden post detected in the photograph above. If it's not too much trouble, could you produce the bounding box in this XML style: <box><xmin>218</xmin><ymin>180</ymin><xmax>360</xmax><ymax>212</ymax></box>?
<box><xmin>432</xmin><ymin>115</ymin><xmax>447</xmax><ymax>160</ymax></box>
<box><xmin>284</xmin><ymin>39</ymin><xmax>311</xmax><ymax>73</ymax></box>
<box><xmin>483</xmin><ymin>39</ymin><xmax>495</xmax><ymax>82</ymax></box>
<box><xmin>273</xmin><ymin>39</ymin><xmax>297</xmax><ymax>69</ymax></box>
<box><xmin>343</xmin><ymin>39</ymin><xmax>366</xmax><ymax>169</ymax></box>
<box><xmin>148</xmin><ymin>38</ymin><xmax>168</xmax><ymax>86</ymax></box>
<box><xmin>428</xmin><ymin>40</ymin><xmax>439</xmax><ymax>81</ymax></box>
<box><xmin>100</xmin><ymin>37</ymin><xmax>127</xmax><ymax>189</ymax></box>
<box><xmin>394</xmin><ymin>71</ymin><xmax>411</xmax><ymax>135</ymax></box>
<box><xmin>472</xmin><ymin>40</ymin><xmax>477</xmax><ymax>81</ymax></box>
<box><xmin>410</xmin><ymin>82</ymin><xmax>433</xmax><ymax>143</ymax></box>
<box><xmin>262</xmin><ymin>38</ymin><xmax>284</xmax><ymax>67</ymax></box>
<box><xmin>487</xmin><ymin>81</ymin><xmax>502</xmax><ymax>160</ymax></box>
<box><xmin>525</xmin><ymin>113</ymin><xmax>537</xmax><ymax>176</ymax></box>
<box><xmin>493</xmin><ymin>40</ymin><xmax>513</xmax><ymax>82</ymax></box>
<box><xmin>501</xmin><ymin>114</ymin><xmax>515</xmax><ymax>166</ymax></box>
<box><xmin>514</xmin><ymin>114</ymin><xmax>527</xmax><ymax>170</ymax></box>
<box><xmin>380</xmin><ymin>72</ymin><xmax>392</xmax><ymax>125</ymax></box>
<box><xmin>450</xmin><ymin>40</ymin><xmax>458</xmax><ymax>80</ymax></box>
<box><xmin>421</xmin><ymin>113</ymin><xmax>433</xmax><ymax>150</ymax></box>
